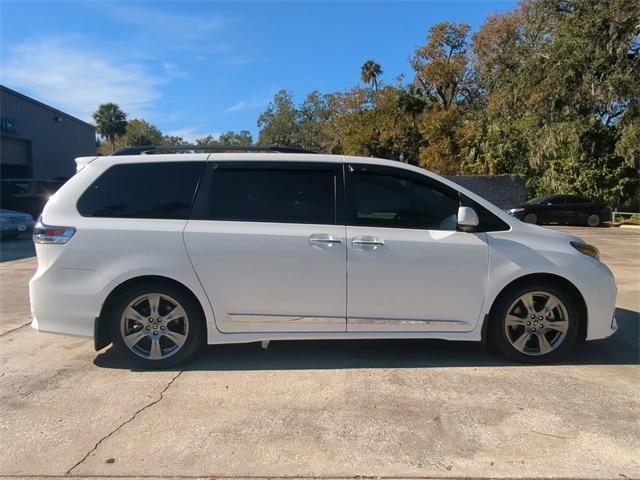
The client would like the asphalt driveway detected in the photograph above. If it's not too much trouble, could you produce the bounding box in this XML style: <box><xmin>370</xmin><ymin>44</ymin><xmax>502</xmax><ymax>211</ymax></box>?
<box><xmin>0</xmin><ymin>226</ymin><xmax>638</xmax><ymax>479</ymax></box>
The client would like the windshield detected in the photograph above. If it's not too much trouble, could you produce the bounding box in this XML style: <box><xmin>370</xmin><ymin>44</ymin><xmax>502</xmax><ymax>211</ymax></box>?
<box><xmin>526</xmin><ymin>195</ymin><xmax>551</xmax><ymax>205</ymax></box>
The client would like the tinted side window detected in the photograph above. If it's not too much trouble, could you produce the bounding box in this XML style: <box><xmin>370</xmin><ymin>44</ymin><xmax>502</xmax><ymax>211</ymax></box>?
<box><xmin>349</xmin><ymin>169</ymin><xmax>458</xmax><ymax>230</ymax></box>
<box><xmin>205</xmin><ymin>167</ymin><xmax>336</xmax><ymax>224</ymax></box>
<box><xmin>566</xmin><ymin>195</ymin><xmax>589</xmax><ymax>204</ymax></box>
<box><xmin>548</xmin><ymin>196</ymin><xmax>566</xmax><ymax>205</ymax></box>
<box><xmin>77</xmin><ymin>162</ymin><xmax>204</xmax><ymax>219</ymax></box>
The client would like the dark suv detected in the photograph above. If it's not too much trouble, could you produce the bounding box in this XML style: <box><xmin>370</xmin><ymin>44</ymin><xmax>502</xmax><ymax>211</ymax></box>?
<box><xmin>507</xmin><ymin>195</ymin><xmax>612</xmax><ymax>227</ymax></box>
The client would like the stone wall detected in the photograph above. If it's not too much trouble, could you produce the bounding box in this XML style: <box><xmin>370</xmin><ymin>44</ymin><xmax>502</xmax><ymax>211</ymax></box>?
<box><xmin>445</xmin><ymin>175</ymin><xmax>527</xmax><ymax>209</ymax></box>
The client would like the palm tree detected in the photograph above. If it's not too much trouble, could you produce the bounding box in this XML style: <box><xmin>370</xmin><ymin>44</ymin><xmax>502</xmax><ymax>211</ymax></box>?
<box><xmin>361</xmin><ymin>60</ymin><xmax>382</xmax><ymax>90</ymax></box>
<box><xmin>92</xmin><ymin>103</ymin><xmax>127</xmax><ymax>153</ymax></box>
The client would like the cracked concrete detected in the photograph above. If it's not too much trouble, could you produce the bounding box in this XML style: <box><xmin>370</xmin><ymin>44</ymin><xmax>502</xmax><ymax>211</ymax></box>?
<box><xmin>65</xmin><ymin>371</ymin><xmax>184</xmax><ymax>474</ymax></box>
<box><xmin>0</xmin><ymin>227</ymin><xmax>638</xmax><ymax>479</ymax></box>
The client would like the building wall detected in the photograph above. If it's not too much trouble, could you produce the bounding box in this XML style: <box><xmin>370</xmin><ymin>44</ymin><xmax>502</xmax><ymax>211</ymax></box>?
<box><xmin>0</xmin><ymin>86</ymin><xmax>96</xmax><ymax>179</ymax></box>
<box><xmin>446</xmin><ymin>174</ymin><xmax>527</xmax><ymax>209</ymax></box>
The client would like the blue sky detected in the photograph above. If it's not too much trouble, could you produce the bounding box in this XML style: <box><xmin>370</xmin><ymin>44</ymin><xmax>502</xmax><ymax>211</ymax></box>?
<box><xmin>1</xmin><ymin>0</ymin><xmax>516</xmax><ymax>141</ymax></box>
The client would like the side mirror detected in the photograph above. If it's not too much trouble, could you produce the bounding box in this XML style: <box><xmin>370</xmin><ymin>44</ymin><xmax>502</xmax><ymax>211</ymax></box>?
<box><xmin>457</xmin><ymin>206</ymin><xmax>479</xmax><ymax>232</ymax></box>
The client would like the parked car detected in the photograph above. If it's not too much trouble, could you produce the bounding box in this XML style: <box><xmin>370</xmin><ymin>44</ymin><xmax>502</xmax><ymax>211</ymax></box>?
<box><xmin>0</xmin><ymin>208</ymin><xmax>35</xmax><ymax>239</ymax></box>
<box><xmin>0</xmin><ymin>178</ymin><xmax>66</xmax><ymax>218</ymax></box>
<box><xmin>29</xmin><ymin>147</ymin><xmax>617</xmax><ymax>368</ymax></box>
<box><xmin>507</xmin><ymin>194</ymin><xmax>612</xmax><ymax>227</ymax></box>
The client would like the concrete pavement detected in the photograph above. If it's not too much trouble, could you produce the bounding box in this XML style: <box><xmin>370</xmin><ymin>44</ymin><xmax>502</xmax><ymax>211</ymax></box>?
<box><xmin>0</xmin><ymin>227</ymin><xmax>638</xmax><ymax>479</ymax></box>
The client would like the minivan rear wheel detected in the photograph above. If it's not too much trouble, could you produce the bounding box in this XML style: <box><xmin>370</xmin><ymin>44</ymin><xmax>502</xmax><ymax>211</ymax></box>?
<box><xmin>490</xmin><ymin>283</ymin><xmax>579</xmax><ymax>363</ymax></box>
<box><xmin>109</xmin><ymin>281</ymin><xmax>204</xmax><ymax>368</ymax></box>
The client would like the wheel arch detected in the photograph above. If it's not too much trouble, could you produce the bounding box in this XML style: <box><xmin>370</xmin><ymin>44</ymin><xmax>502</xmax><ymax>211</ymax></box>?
<box><xmin>483</xmin><ymin>272</ymin><xmax>588</xmax><ymax>344</ymax></box>
<box><xmin>94</xmin><ymin>275</ymin><xmax>208</xmax><ymax>351</ymax></box>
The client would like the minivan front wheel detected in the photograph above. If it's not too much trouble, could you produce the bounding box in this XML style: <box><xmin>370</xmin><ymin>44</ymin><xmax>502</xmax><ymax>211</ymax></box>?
<box><xmin>490</xmin><ymin>284</ymin><xmax>579</xmax><ymax>363</ymax></box>
<box><xmin>109</xmin><ymin>282</ymin><xmax>204</xmax><ymax>368</ymax></box>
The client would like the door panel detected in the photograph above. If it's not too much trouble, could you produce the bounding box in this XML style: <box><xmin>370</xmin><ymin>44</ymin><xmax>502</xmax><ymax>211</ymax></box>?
<box><xmin>541</xmin><ymin>196</ymin><xmax>566</xmax><ymax>223</ymax></box>
<box><xmin>346</xmin><ymin>226</ymin><xmax>488</xmax><ymax>331</ymax></box>
<box><xmin>184</xmin><ymin>221</ymin><xmax>346</xmax><ymax>332</ymax></box>
<box><xmin>344</xmin><ymin>163</ymin><xmax>489</xmax><ymax>332</ymax></box>
<box><xmin>184</xmin><ymin>161</ymin><xmax>347</xmax><ymax>333</ymax></box>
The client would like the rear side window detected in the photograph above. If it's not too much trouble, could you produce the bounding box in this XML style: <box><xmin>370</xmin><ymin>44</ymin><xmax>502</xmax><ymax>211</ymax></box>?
<box><xmin>77</xmin><ymin>162</ymin><xmax>204</xmax><ymax>219</ymax></box>
<box><xmin>201</xmin><ymin>166</ymin><xmax>336</xmax><ymax>224</ymax></box>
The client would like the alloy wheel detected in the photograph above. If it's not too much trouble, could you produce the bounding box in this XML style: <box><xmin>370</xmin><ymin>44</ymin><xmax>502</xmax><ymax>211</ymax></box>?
<box><xmin>523</xmin><ymin>213</ymin><xmax>537</xmax><ymax>224</ymax></box>
<box><xmin>120</xmin><ymin>293</ymin><xmax>190</xmax><ymax>360</ymax></box>
<box><xmin>504</xmin><ymin>291</ymin><xmax>569</xmax><ymax>356</ymax></box>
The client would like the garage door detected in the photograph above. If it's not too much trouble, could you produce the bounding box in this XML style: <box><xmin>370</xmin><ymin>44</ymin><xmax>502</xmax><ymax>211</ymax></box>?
<box><xmin>0</xmin><ymin>135</ymin><xmax>31</xmax><ymax>177</ymax></box>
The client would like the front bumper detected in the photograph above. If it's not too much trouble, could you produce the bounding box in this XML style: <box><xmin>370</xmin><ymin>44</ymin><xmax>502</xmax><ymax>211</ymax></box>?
<box><xmin>574</xmin><ymin>260</ymin><xmax>618</xmax><ymax>341</ymax></box>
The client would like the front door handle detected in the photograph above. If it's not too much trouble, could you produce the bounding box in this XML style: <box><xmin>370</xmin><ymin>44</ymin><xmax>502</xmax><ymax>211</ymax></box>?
<box><xmin>309</xmin><ymin>233</ymin><xmax>342</xmax><ymax>246</ymax></box>
<box><xmin>352</xmin><ymin>235</ymin><xmax>385</xmax><ymax>249</ymax></box>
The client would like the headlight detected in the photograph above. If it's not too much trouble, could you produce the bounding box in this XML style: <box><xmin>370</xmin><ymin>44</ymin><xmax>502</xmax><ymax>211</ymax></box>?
<box><xmin>507</xmin><ymin>208</ymin><xmax>525</xmax><ymax>214</ymax></box>
<box><xmin>570</xmin><ymin>241</ymin><xmax>600</xmax><ymax>260</ymax></box>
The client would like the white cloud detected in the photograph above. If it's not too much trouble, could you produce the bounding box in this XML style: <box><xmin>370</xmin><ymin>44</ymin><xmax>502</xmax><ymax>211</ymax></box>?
<box><xmin>107</xmin><ymin>5</ymin><xmax>230</xmax><ymax>42</ymax></box>
<box><xmin>1</xmin><ymin>36</ymin><xmax>163</xmax><ymax>123</ymax></box>
<box><xmin>226</xmin><ymin>95</ymin><xmax>271</xmax><ymax>113</ymax></box>
<box><xmin>162</xmin><ymin>62</ymin><xmax>189</xmax><ymax>80</ymax></box>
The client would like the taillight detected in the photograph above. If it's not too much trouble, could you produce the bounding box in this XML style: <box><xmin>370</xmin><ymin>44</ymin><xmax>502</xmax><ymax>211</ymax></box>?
<box><xmin>33</xmin><ymin>221</ymin><xmax>76</xmax><ymax>244</ymax></box>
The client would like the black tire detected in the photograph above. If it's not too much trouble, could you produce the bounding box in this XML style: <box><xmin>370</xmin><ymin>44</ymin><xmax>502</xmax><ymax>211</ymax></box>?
<box><xmin>586</xmin><ymin>213</ymin><xmax>600</xmax><ymax>227</ymax></box>
<box><xmin>489</xmin><ymin>282</ymin><xmax>580</xmax><ymax>364</ymax></box>
<box><xmin>108</xmin><ymin>280</ymin><xmax>205</xmax><ymax>369</ymax></box>
<box><xmin>523</xmin><ymin>212</ymin><xmax>538</xmax><ymax>224</ymax></box>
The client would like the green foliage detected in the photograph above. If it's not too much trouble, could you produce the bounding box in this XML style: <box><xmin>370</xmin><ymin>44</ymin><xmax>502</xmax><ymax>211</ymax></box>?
<box><xmin>162</xmin><ymin>135</ymin><xmax>188</xmax><ymax>146</ymax></box>
<box><xmin>257</xmin><ymin>90</ymin><xmax>300</xmax><ymax>146</ymax></box>
<box><xmin>92</xmin><ymin>103</ymin><xmax>127</xmax><ymax>153</ymax></box>
<box><xmin>256</xmin><ymin>0</ymin><xmax>639</xmax><ymax>207</ymax></box>
<box><xmin>361</xmin><ymin>60</ymin><xmax>382</xmax><ymax>90</ymax></box>
<box><xmin>218</xmin><ymin>130</ymin><xmax>253</xmax><ymax>146</ymax></box>
<box><xmin>194</xmin><ymin>131</ymin><xmax>253</xmax><ymax>147</ymax></box>
<box><xmin>122</xmin><ymin>119</ymin><xmax>163</xmax><ymax>146</ymax></box>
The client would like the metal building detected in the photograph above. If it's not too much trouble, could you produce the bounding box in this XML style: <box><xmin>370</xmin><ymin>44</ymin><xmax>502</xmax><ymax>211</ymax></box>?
<box><xmin>0</xmin><ymin>85</ymin><xmax>96</xmax><ymax>180</ymax></box>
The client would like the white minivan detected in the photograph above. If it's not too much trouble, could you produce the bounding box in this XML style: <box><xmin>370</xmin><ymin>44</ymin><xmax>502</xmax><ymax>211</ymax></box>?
<box><xmin>29</xmin><ymin>146</ymin><xmax>617</xmax><ymax>368</ymax></box>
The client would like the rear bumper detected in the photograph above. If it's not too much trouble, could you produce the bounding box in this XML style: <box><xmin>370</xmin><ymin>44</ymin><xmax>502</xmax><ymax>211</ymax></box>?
<box><xmin>30</xmin><ymin>265</ymin><xmax>114</xmax><ymax>338</ymax></box>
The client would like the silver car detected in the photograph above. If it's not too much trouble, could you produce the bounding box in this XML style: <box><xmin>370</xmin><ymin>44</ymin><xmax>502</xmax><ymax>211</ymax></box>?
<box><xmin>0</xmin><ymin>209</ymin><xmax>35</xmax><ymax>239</ymax></box>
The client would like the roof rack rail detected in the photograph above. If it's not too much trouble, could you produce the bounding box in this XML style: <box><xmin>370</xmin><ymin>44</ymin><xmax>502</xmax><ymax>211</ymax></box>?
<box><xmin>111</xmin><ymin>145</ymin><xmax>316</xmax><ymax>156</ymax></box>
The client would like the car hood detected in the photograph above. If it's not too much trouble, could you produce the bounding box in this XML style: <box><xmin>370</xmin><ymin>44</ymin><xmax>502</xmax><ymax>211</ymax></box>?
<box><xmin>511</xmin><ymin>219</ymin><xmax>584</xmax><ymax>244</ymax></box>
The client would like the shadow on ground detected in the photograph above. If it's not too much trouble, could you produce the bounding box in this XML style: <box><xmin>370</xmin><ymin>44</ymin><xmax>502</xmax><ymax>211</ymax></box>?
<box><xmin>94</xmin><ymin>307</ymin><xmax>639</xmax><ymax>371</ymax></box>
<box><xmin>0</xmin><ymin>234</ymin><xmax>35</xmax><ymax>262</ymax></box>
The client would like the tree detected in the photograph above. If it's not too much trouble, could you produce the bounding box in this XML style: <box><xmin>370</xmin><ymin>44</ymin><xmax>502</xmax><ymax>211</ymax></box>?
<box><xmin>92</xmin><ymin>103</ymin><xmax>127</xmax><ymax>153</ymax></box>
<box><xmin>162</xmin><ymin>135</ymin><xmax>188</xmax><ymax>146</ymax></box>
<box><xmin>411</xmin><ymin>22</ymin><xmax>472</xmax><ymax>110</ymax></box>
<box><xmin>195</xmin><ymin>135</ymin><xmax>218</xmax><ymax>147</ymax></box>
<box><xmin>257</xmin><ymin>90</ymin><xmax>300</xmax><ymax>146</ymax></box>
<box><xmin>361</xmin><ymin>60</ymin><xmax>383</xmax><ymax>90</ymax></box>
<box><xmin>218</xmin><ymin>130</ymin><xmax>253</xmax><ymax>146</ymax></box>
<box><xmin>122</xmin><ymin>119</ymin><xmax>163</xmax><ymax>146</ymax></box>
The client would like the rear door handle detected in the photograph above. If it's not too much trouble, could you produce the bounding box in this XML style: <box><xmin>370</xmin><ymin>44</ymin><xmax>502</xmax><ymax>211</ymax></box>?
<box><xmin>352</xmin><ymin>235</ymin><xmax>385</xmax><ymax>248</ymax></box>
<box><xmin>308</xmin><ymin>233</ymin><xmax>342</xmax><ymax>246</ymax></box>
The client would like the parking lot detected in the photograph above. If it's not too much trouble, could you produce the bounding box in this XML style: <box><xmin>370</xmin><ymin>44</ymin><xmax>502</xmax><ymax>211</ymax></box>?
<box><xmin>0</xmin><ymin>226</ymin><xmax>638</xmax><ymax>479</ymax></box>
